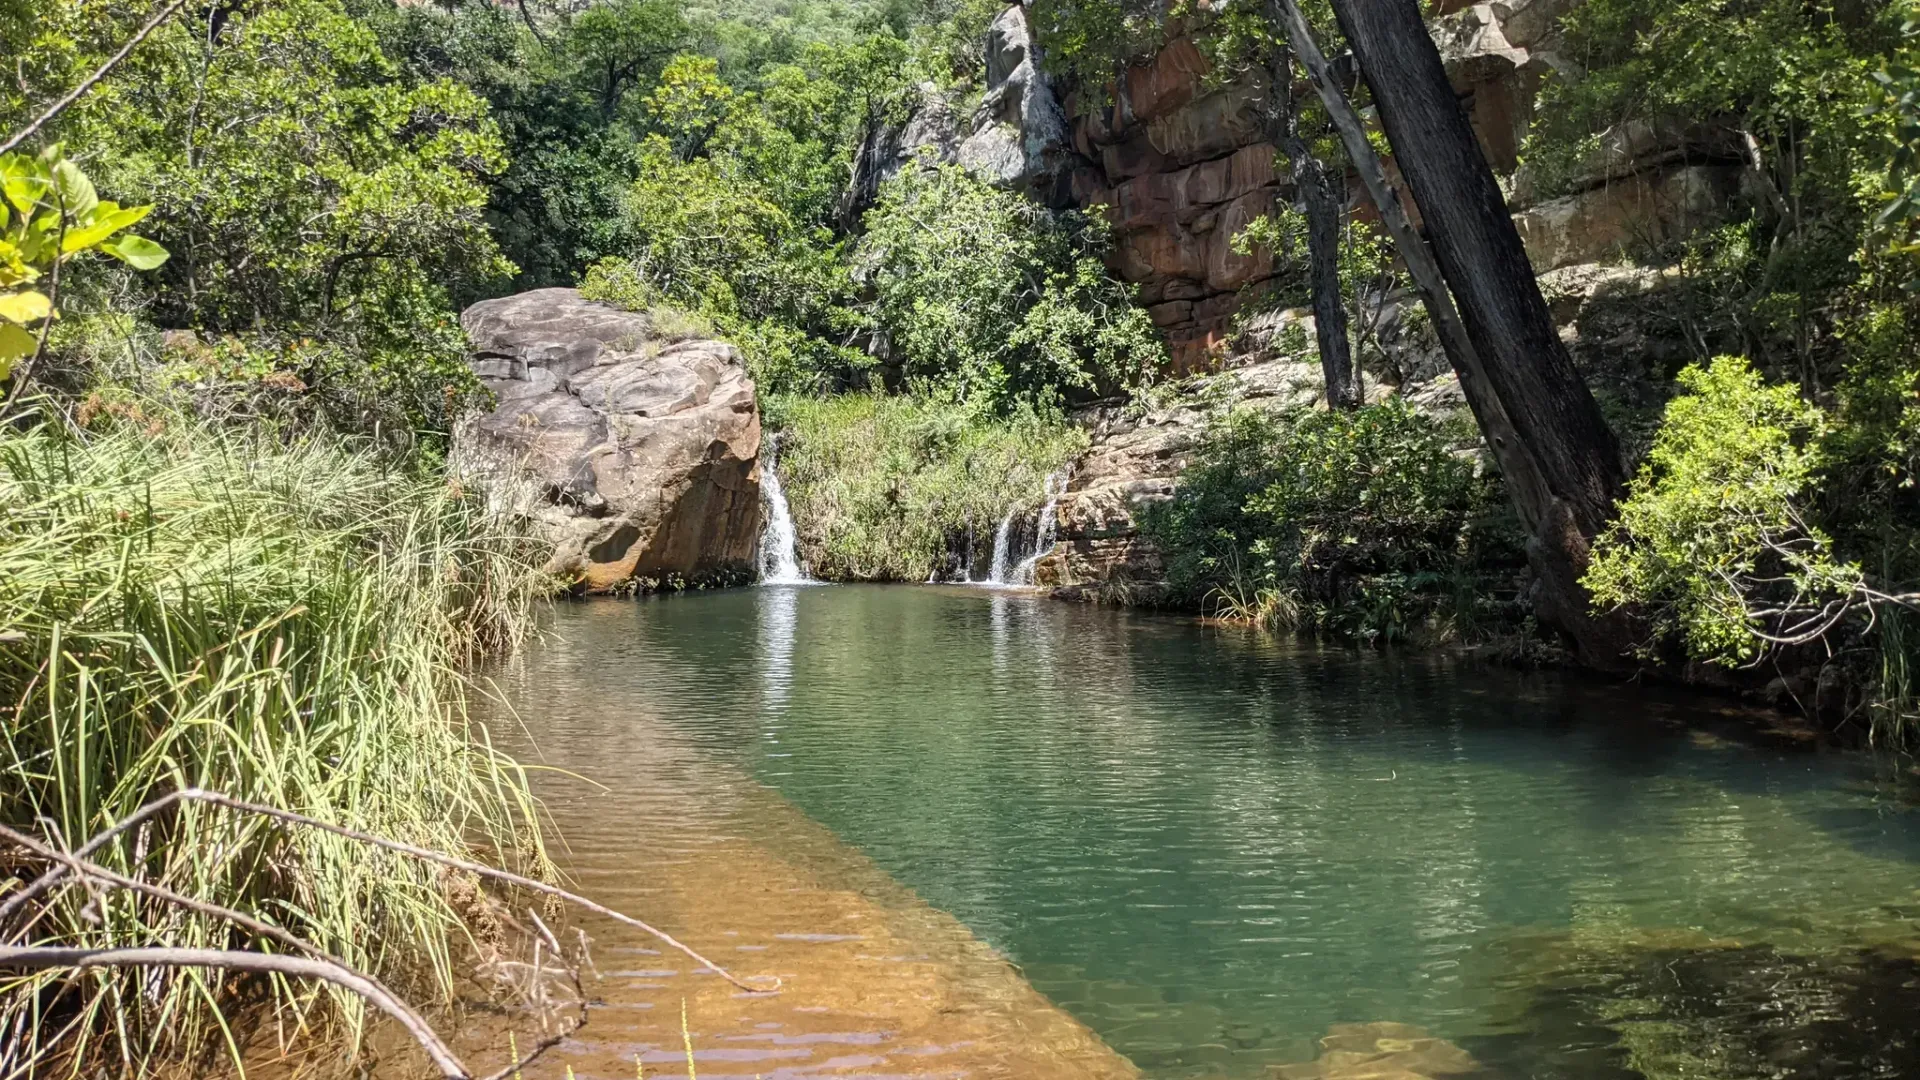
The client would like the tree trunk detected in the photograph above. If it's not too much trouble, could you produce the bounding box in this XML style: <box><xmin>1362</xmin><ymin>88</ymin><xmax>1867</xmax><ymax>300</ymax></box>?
<box><xmin>1292</xmin><ymin>0</ymin><xmax>1636</xmax><ymax>666</ymax></box>
<box><xmin>1297</xmin><ymin>153</ymin><xmax>1360</xmax><ymax>409</ymax></box>
<box><xmin>1262</xmin><ymin>39</ymin><xmax>1359</xmax><ymax>409</ymax></box>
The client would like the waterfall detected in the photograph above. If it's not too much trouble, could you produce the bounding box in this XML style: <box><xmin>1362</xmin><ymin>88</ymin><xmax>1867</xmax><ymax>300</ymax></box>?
<box><xmin>982</xmin><ymin>468</ymin><xmax>1068</xmax><ymax>587</ymax></box>
<box><xmin>758</xmin><ymin>437</ymin><xmax>812</xmax><ymax>585</ymax></box>
<box><xmin>1009</xmin><ymin>469</ymin><xmax>1067</xmax><ymax>585</ymax></box>
<box><xmin>985</xmin><ymin>507</ymin><xmax>1018</xmax><ymax>584</ymax></box>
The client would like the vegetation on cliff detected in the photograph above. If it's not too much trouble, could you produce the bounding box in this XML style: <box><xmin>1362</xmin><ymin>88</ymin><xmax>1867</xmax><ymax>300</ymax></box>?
<box><xmin>1035</xmin><ymin>0</ymin><xmax>1920</xmax><ymax>729</ymax></box>
<box><xmin>1140</xmin><ymin>402</ymin><xmax>1521</xmax><ymax>645</ymax></box>
<box><xmin>769</xmin><ymin>392</ymin><xmax>1085</xmax><ymax>581</ymax></box>
<box><xmin>3</xmin><ymin>0</ymin><xmax>1920</xmax><ymax>1071</ymax></box>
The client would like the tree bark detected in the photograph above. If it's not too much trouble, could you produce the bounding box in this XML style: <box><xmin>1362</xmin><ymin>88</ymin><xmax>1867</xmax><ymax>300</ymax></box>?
<box><xmin>1261</xmin><ymin>38</ymin><xmax>1359</xmax><ymax>410</ymax></box>
<box><xmin>1293</xmin><ymin>0</ymin><xmax>1636</xmax><ymax>665</ymax></box>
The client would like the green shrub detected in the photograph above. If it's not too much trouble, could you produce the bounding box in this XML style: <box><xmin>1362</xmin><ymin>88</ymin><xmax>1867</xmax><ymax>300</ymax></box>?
<box><xmin>770</xmin><ymin>392</ymin><xmax>1086</xmax><ymax>581</ymax></box>
<box><xmin>0</xmin><ymin>406</ymin><xmax>550</xmax><ymax>1074</ymax></box>
<box><xmin>1585</xmin><ymin>357</ymin><xmax>1868</xmax><ymax>664</ymax></box>
<box><xmin>859</xmin><ymin>163</ymin><xmax>1163</xmax><ymax>411</ymax></box>
<box><xmin>10</xmin><ymin>0</ymin><xmax>514</xmax><ymax>439</ymax></box>
<box><xmin>1140</xmin><ymin>402</ymin><xmax>1516</xmax><ymax>644</ymax></box>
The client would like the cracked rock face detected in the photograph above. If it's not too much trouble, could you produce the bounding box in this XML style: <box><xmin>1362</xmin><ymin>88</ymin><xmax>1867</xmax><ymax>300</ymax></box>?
<box><xmin>455</xmin><ymin>288</ymin><xmax>762</xmax><ymax>592</ymax></box>
<box><xmin>957</xmin><ymin>5</ymin><xmax>1082</xmax><ymax>204</ymax></box>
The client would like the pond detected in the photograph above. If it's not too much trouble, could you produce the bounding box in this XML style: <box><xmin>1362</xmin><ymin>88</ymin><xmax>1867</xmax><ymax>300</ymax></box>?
<box><xmin>478</xmin><ymin>585</ymin><xmax>1920</xmax><ymax>1079</ymax></box>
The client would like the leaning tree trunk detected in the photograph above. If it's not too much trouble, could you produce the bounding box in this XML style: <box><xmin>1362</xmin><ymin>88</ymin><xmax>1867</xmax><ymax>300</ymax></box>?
<box><xmin>1262</xmin><ymin>40</ymin><xmax>1359</xmax><ymax>409</ymax></box>
<box><xmin>1303</xmin><ymin>0</ymin><xmax>1635</xmax><ymax>666</ymax></box>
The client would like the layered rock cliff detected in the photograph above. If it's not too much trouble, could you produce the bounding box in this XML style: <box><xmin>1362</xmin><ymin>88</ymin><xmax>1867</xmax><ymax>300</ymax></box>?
<box><xmin>946</xmin><ymin>2</ymin><xmax>1748</xmax><ymax>371</ymax></box>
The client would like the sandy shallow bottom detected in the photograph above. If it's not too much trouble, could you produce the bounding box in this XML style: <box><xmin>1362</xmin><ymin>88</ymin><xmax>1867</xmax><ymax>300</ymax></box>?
<box><xmin>412</xmin><ymin>695</ymin><xmax>1146</xmax><ymax>1080</ymax></box>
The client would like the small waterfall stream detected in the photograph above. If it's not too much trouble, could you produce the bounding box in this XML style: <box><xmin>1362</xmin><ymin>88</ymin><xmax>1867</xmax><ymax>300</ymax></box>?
<box><xmin>981</xmin><ymin>469</ymin><xmax>1067</xmax><ymax>587</ymax></box>
<box><xmin>758</xmin><ymin>436</ymin><xmax>812</xmax><ymax>585</ymax></box>
<box><xmin>1008</xmin><ymin>470</ymin><xmax>1067</xmax><ymax>585</ymax></box>
<box><xmin>986</xmin><ymin>508</ymin><xmax>1019</xmax><ymax>584</ymax></box>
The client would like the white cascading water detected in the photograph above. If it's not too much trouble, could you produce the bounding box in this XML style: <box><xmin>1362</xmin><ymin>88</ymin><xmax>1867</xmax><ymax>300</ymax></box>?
<box><xmin>982</xmin><ymin>469</ymin><xmax>1068</xmax><ymax>586</ymax></box>
<box><xmin>758</xmin><ymin>437</ymin><xmax>812</xmax><ymax>585</ymax></box>
<box><xmin>1009</xmin><ymin>469</ymin><xmax>1067</xmax><ymax>585</ymax></box>
<box><xmin>985</xmin><ymin>507</ymin><xmax>1019</xmax><ymax>584</ymax></box>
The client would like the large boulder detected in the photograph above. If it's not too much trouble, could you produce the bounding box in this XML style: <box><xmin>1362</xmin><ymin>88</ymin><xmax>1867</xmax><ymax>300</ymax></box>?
<box><xmin>455</xmin><ymin>288</ymin><xmax>762</xmax><ymax>592</ymax></box>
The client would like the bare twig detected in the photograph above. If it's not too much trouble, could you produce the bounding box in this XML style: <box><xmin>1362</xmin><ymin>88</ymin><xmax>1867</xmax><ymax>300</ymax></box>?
<box><xmin>0</xmin><ymin>946</ymin><xmax>470</xmax><ymax>1079</ymax></box>
<box><xmin>0</xmin><ymin>0</ymin><xmax>190</xmax><ymax>156</ymax></box>
<box><xmin>0</xmin><ymin>788</ymin><xmax>779</xmax><ymax>993</ymax></box>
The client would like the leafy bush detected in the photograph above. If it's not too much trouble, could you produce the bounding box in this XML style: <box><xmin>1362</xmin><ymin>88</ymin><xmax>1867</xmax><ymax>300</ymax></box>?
<box><xmin>0</xmin><ymin>146</ymin><xmax>166</xmax><ymax>385</ymax></box>
<box><xmin>0</xmin><ymin>405</ymin><xmax>550</xmax><ymax>1073</ymax></box>
<box><xmin>1584</xmin><ymin>357</ymin><xmax>1872</xmax><ymax>664</ymax></box>
<box><xmin>11</xmin><ymin>0</ymin><xmax>512</xmax><ymax>438</ymax></box>
<box><xmin>770</xmin><ymin>392</ymin><xmax>1086</xmax><ymax>581</ymax></box>
<box><xmin>859</xmin><ymin>163</ymin><xmax>1164</xmax><ymax>410</ymax></box>
<box><xmin>1140</xmin><ymin>402</ymin><xmax>1517</xmax><ymax>643</ymax></box>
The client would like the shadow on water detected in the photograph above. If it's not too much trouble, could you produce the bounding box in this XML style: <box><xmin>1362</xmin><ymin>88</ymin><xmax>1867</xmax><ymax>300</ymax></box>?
<box><xmin>1464</xmin><ymin>936</ymin><xmax>1920</xmax><ymax>1080</ymax></box>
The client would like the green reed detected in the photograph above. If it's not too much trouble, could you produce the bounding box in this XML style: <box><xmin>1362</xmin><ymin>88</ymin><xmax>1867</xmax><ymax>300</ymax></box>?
<box><xmin>0</xmin><ymin>407</ymin><xmax>553</xmax><ymax>1076</ymax></box>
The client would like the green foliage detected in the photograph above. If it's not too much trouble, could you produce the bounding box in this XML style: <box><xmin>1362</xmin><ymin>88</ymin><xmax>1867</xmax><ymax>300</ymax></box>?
<box><xmin>601</xmin><ymin>35</ymin><xmax>933</xmax><ymax>395</ymax></box>
<box><xmin>0</xmin><ymin>146</ymin><xmax>165</xmax><ymax>380</ymax></box>
<box><xmin>0</xmin><ymin>404</ymin><xmax>549</xmax><ymax>1073</ymax></box>
<box><xmin>12</xmin><ymin>0</ymin><xmax>512</xmax><ymax>438</ymax></box>
<box><xmin>1869</xmin><ymin>9</ymin><xmax>1920</xmax><ymax>281</ymax></box>
<box><xmin>1141</xmin><ymin>402</ymin><xmax>1515</xmax><ymax>644</ymax></box>
<box><xmin>1585</xmin><ymin>357</ymin><xmax>1862</xmax><ymax>665</ymax></box>
<box><xmin>1026</xmin><ymin>0</ymin><xmax>1170</xmax><ymax>86</ymax></box>
<box><xmin>1524</xmin><ymin>0</ymin><xmax>1907</xmax><ymax>376</ymax></box>
<box><xmin>859</xmin><ymin>162</ymin><xmax>1163</xmax><ymax>410</ymax></box>
<box><xmin>770</xmin><ymin>392</ymin><xmax>1086</xmax><ymax>581</ymax></box>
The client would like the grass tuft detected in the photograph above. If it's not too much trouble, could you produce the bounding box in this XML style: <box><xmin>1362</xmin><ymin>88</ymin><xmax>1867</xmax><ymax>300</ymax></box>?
<box><xmin>767</xmin><ymin>393</ymin><xmax>1085</xmax><ymax>582</ymax></box>
<box><xmin>0</xmin><ymin>404</ymin><xmax>553</xmax><ymax>1075</ymax></box>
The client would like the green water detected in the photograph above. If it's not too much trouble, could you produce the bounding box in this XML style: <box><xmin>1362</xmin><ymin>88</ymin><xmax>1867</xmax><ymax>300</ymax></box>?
<box><xmin>498</xmin><ymin>585</ymin><xmax>1920</xmax><ymax>1078</ymax></box>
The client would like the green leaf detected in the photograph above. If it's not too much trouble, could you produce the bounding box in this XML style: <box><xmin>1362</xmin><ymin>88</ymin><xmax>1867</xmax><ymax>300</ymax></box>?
<box><xmin>50</xmin><ymin>158</ymin><xmax>97</xmax><ymax>218</ymax></box>
<box><xmin>0</xmin><ymin>155</ymin><xmax>47</xmax><ymax>217</ymax></box>
<box><xmin>62</xmin><ymin>204</ymin><xmax>153</xmax><ymax>253</ymax></box>
<box><xmin>0</xmin><ymin>290</ymin><xmax>52</xmax><ymax>324</ymax></box>
<box><xmin>0</xmin><ymin>320</ymin><xmax>36</xmax><ymax>362</ymax></box>
<box><xmin>101</xmin><ymin>233</ymin><xmax>169</xmax><ymax>270</ymax></box>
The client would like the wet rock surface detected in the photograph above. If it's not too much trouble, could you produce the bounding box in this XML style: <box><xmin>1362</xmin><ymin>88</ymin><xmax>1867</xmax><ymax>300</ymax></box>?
<box><xmin>455</xmin><ymin>288</ymin><xmax>762</xmax><ymax>592</ymax></box>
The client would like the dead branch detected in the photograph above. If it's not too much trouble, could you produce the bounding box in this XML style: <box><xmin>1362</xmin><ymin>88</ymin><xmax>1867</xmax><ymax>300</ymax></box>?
<box><xmin>0</xmin><ymin>945</ymin><xmax>469</xmax><ymax>1079</ymax></box>
<box><xmin>5</xmin><ymin>788</ymin><xmax>776</xmax><ymax>991</ymax></box>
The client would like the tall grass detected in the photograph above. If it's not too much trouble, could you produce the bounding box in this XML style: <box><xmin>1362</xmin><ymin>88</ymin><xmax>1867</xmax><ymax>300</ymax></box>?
<box><xmin>768</xmin><ymin>393</ymin><xmax>1086</xmax><ymax>581</ymax></box>
<box><xmin>0</xmin><ymin>405</ymin><xmax>552</xmax><ymax>1075</ymax></box>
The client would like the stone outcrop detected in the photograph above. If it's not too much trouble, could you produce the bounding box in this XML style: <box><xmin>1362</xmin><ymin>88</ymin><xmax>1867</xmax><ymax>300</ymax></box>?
<box><xmin>839</xmin><ymin>82</ymin><xmax>962</xmax><ymax>228</ymax></box>
<box><xmin>957</xmin><ymin>5</ymin><xmax>1083</xmax><ymax>205</ymax></box>
<box><xmin>1035</xmin><ymin>262</ymin><xmax>1697</xmax><ymax>600</ymax></box>
<box><xmin>455</xmin><ymin>288</ymin><xmax>762</xmax><ymax>592</ymax></box>
<box><xmin>1514</xmin><ymin>164</ymin><xmax>1747</xmax><ymax>272</ymax></box>
<box><xmin>1065</xmin><ymin>38</ymin><xmax>1283</xmax><ymax>370</ymax></box>
<box><xmin>1035</xmin><ymin>352</ymin><xmax>1332</xmax><ymax>598</ymax></box>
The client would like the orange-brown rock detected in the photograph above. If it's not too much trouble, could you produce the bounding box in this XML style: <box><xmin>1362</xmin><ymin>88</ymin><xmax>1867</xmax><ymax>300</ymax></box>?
<box><xmin>456</xmin><ymin>288</ymin><xmax>762</xmax><ymax>592</ymax></box>
<box><xmin>1049</xmin><ymin>0</ymin><xmax>1745</xmax><ymax>376</ymax></box>
<box><xmin>1514</xmin><ymin>165</ymin><xmax>1746</xmax><ymax>271</ymax></box>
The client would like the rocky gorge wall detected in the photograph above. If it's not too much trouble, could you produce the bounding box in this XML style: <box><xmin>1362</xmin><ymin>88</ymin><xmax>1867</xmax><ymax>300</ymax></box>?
<box><xmin>943</xmin><ymin>1</ymin><xmax>1753</xmax><ymax>372</ymax></box>
<box><xmin>929</xmin><ymin>0</ymin><xmax>1758</xmax><ymax>598</ymax></box>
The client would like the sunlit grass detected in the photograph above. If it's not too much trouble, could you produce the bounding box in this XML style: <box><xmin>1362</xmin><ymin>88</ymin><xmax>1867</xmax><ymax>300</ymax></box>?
<box><xmin>0</xmin><ymin>405</ymin><xmax>555</xmax><ymax>1075</ymax></box>
<box><xmin>767</xmin><ymin>392</ymin><xmax>1085</xmax><ymax>582</ymax></box>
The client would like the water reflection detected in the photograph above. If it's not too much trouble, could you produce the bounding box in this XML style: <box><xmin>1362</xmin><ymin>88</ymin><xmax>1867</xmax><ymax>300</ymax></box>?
<box><xmin>758</xmin><ymin>583</ymin><xmax>798</xmax><ymax>711</ymax></box>
<box><xmin>491</xmin><ymin>586</ymin><xmax>1920</xmax><ymax>1079</ymax></box>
